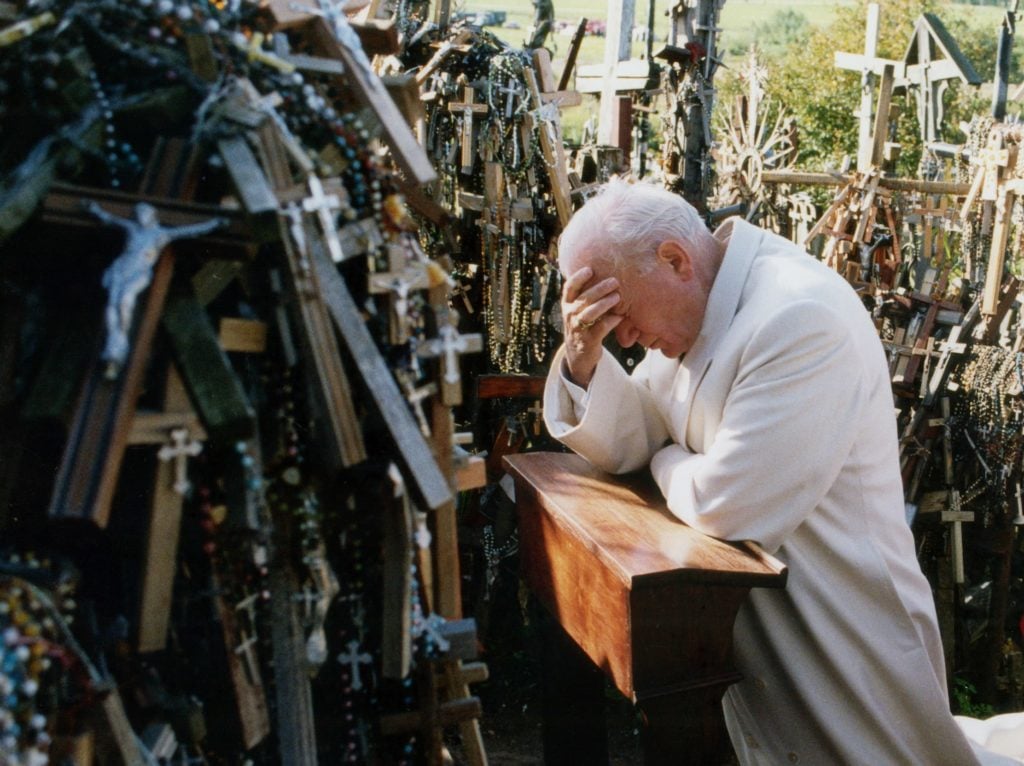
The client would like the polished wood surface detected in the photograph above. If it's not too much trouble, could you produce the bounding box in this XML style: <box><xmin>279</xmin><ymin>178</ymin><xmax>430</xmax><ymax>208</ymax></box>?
<box><xmin>504</xmin><ymin>451</ymin><xmax>787</xmax><ymax>765</ymax></box>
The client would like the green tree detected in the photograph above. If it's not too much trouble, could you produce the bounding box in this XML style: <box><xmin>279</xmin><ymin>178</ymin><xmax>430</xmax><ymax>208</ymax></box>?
<box><xmin>753</xmin><ymin>9</ymin><xmax>811</xmax><ymax>54</ymax></box>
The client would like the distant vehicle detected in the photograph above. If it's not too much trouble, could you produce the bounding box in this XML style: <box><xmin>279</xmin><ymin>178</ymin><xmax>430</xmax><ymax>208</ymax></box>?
<box><xmin>585</xmin><ymin>19</ymin><xmax>605</xmax><ymax>36</ymax></box>
<box><xmin>503</xmin><ymin>20</ymin><xmax>520</xmax><ymax>29</ymax></box>
<box><xmin>474</xmin><ymin>10</ymin><xmax>506</xmax><ymax>26</ymax></box>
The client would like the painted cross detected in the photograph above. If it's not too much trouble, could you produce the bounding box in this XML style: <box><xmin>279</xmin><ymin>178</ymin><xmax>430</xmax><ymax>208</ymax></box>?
<box><xmin>337</xmin><ymin>639</ymin><xmax>373</xmax><ymax>691</ymax></box>
<box><xmin>302</xmin><ymin>175</ymin><xmax>346</xmax><ymax>263</ymax></box>
<box><xmin>156</xmin><ymin>428</ymin><xmax>203</xmax><ymax>496</ymax></box>
<box><xmin>447</xmin><ymin>82</ymin><xmax>489</xmax><ymax>175</ymax></box>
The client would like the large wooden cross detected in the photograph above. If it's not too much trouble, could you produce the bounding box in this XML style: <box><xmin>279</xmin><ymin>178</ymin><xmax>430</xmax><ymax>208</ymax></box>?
<box><xmin>896</xmin><ymin>14</ymin><xmax>981</xmax><ymax>144</ymax></box>
<box><xmin>834</xmin><ymin>3</ymin><xmax>905</xmax><ymax>172</ymax></box>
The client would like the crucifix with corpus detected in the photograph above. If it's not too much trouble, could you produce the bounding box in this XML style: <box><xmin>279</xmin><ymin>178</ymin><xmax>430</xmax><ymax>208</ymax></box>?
<box><xmin>447</xmin><ymin>78</ymin><xmax>489</xmax><ymax>176</ymax></box>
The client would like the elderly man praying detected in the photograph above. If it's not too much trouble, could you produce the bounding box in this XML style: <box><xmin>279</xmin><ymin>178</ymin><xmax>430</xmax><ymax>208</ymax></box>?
<box><xmin>543</xmin><ymin>178</ymin><xmax>1023</xmax><ymax>765</ymax></box>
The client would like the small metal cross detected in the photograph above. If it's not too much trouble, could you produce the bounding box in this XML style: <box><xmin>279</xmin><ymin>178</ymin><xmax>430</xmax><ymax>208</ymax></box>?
<box><xmin>157</xmin><ymin>428</ymin><xmax>203</xmax><ymax>496</ymax></box>
<box><xmin>419</xmin><ymin>324</ymin><xmax>482</xmax><ymax>386</ymax></box>
<box><xmin>337</xmin><ymin>639</ymin><xmax>373</xmax><ymax>691</ymax></box>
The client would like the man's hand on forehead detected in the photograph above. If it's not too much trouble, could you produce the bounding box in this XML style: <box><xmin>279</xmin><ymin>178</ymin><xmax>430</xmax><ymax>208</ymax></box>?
<box><xmin>560</xmin><ymin>266</ymin><xmax>623</xmax><ymax>388</ymax></box>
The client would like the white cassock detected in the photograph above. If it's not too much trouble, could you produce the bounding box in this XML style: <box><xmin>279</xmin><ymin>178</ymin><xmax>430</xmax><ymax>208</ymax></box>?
<box><xmin>543</xmin><ymin>218</ymin><xmax>1022</xmax><ymax>765</ymax></box>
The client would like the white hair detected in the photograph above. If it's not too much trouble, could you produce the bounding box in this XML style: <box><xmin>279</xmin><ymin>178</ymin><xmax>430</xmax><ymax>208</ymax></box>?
<box><xmin>557</xmin><ymin>178</ymin><xmax>707</xmax><ymax>274</ymax></box>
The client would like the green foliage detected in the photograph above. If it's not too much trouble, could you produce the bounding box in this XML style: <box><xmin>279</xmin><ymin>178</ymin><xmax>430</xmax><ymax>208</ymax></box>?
<box><xmin>751</xmin><ymin>9</ymin><xmax>812</xmax><ymax>54</ymax></box>
<box><xmin>725</xmin><ymin>0</ymin><xmax>1013</xmax><ymax>175</ymax></box>
<box><xmin>953</xmin><ymin>677</ymin><xmax>996</xmax><ymax>718</ymax></box>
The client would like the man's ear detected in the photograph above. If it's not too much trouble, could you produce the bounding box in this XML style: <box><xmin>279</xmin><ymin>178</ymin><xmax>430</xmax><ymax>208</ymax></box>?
<box><xmin>656</xmin><ymin>240</ymin><xmax>694</xmax><ymax>280</ymax></box>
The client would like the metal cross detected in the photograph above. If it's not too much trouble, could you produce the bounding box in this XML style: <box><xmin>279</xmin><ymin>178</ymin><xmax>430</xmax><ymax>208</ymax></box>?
<box><xmin>157</xmin><ymin>428</ymin><xmax>203</xmax><ymax>496</ymax></box>
<box><xmin>302</xmin><ymin>175</ymin><xmax>346</xmax><ymax>263</ymax></box>
<box><xmin>495</xmin><ymin>79</ymin><xmax>524</xmax><ymax>120</ymax></box>
<box><xmin>337</xmin><ymin>639</ymin><xmax>373</xmax><ymax>691</ymax></box>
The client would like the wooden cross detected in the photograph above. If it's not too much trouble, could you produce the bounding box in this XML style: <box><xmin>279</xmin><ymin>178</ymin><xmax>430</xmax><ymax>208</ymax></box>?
<box><xmin>939</xmin><ymin>397</ymin><xmax>974</xmax><ymax>585</ymax></box>
<box><xmin>156</xmin><ymin>427</ymin><xmax>202</xmax><ymax>496</ymax></box>
<box><xmin>207</xmin><ymin>567</ymin><xmax>270</xmax><ymax>750</ymax></box>
<box><xmin>337</xmin><ymin>639</ymin><xmax>373</xmax><ymax>691</ymax></box>
<box><xmin>368</xmin><ymin>242</ymin><xmax>432</xmax><ymax>344</ymax></box>
<box><xmin>834</xmin><ymin>3</ymin><xmax>905</xmax><ymax>172</ymax></box>
<box><xmin>524</xmin><ymin>58</ymin><xmax>574</xmax><ymax>228</ymax></box>
<box><xmin>131</xmin><ymin>365</ymin><xmax>206</xmax><ymax>653</ymax></box>
<box><xmin>897</xmin><ymin>14</ymin><xmax>981</xmax><ymax>144</ymax></box>
<box><xmin>418</xmin><ymin>323</ymin><xmax>483</xmax><ymax>406</ymax></box>
<box><xmin>302</xmin><ymin>15</ymin><xmax>436</xmax><ymax>184</ymax></box>
<box><xmin>302</xmin><ymin>175</ymin><xmax>346</xmax><ymax>263</ymax></box>
<box><xmin>447</xmin><ymin>81</ymin><xmax>489</xmax><ymax>175</ymax></box>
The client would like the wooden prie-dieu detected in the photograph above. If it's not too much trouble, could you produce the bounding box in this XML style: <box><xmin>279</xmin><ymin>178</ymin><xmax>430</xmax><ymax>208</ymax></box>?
<box><xmin>504</xmin><ymin>451</ymin><xmax>788</xmax><ymax>765</ymax></box>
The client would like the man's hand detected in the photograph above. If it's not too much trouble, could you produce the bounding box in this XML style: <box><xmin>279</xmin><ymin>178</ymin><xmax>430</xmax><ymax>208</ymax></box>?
<box><xmin>562</xmin><ymin>266</ymin><xmax>622</xmax><ymax>388</ymax></box>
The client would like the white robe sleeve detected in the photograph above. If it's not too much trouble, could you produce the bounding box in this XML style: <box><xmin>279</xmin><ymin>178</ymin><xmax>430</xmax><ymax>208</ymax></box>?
<box><xmin>649</xmin><ymin>299</ymin><xmax>869</xmax><ymax>552</ymax></box>
<box><xmin>543</xmin><ymin>345</ymin><xmax>670</xmax><ymax>474</ymax></box>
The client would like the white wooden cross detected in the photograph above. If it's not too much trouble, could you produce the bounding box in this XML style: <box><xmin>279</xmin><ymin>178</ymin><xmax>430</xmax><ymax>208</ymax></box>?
<box><xmin>418</xmin><ymin>324</ymin><xmax>482</xmax><ymax>386</ymax></box>
<box><xmin>302</xmin><ymin>175</ymin><xmax>346</xmax><ymax>263</ymax></box>
<box><xmin>337</xmin><ymin>639</ymin><xmax>373</xmax><ymax>691</ymax></box>
<box><xmin>834</xmin><ymin>3</ymin><xmax>904</xmax><ymax>172</ymax></box>
<box><xmin>157</xmin><ymin>428</ymin><xmax>203</xmax><ymax>496</ymax></box>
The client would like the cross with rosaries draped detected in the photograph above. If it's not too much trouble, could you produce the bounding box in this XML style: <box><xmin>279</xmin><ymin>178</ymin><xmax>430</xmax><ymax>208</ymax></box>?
<box><xmin>447</xmin><ymin>80</ymin><xmax>489</xmax><ymax>176</ymax></box>
<box><xmin>302</xmin><ymin>175</ymin><xmax>346</xmax><ymax>263</ymax></box>
<box><xmin>834</xmin><ymin>3</ymin><xmax>905</xmax><ymax>172</ymax></box>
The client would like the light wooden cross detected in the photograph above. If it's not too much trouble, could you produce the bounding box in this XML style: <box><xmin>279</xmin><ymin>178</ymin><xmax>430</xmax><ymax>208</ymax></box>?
<box><xmin>302</xmin><ymin>175</ymin><xmax>346</xmax><ymax>263</ymax></box>
<box><xmin>834</xmin><ymin>3</ymin><xmax>904</xmax><ymax>172</ymax></box>
<box><xmin>447</xmin><ymin>82</ymin><xmax>489</xmax><ymax>176</ymax></box>
<box><xmin>337</xmin><ymin>639</ymin><xmax>373</xmax><ymax>691</ymax></box>
<box><xmin>156</xmin><ymin>427</ymin><xmax>203</xmax><ymax>496</ymax></box>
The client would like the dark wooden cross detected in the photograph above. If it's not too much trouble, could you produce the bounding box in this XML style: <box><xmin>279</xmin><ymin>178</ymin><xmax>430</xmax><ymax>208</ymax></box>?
<box><xmin>447</xmin><ymin>81</ymin><xmax>489</xmax><ymax>176</ymax></box>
